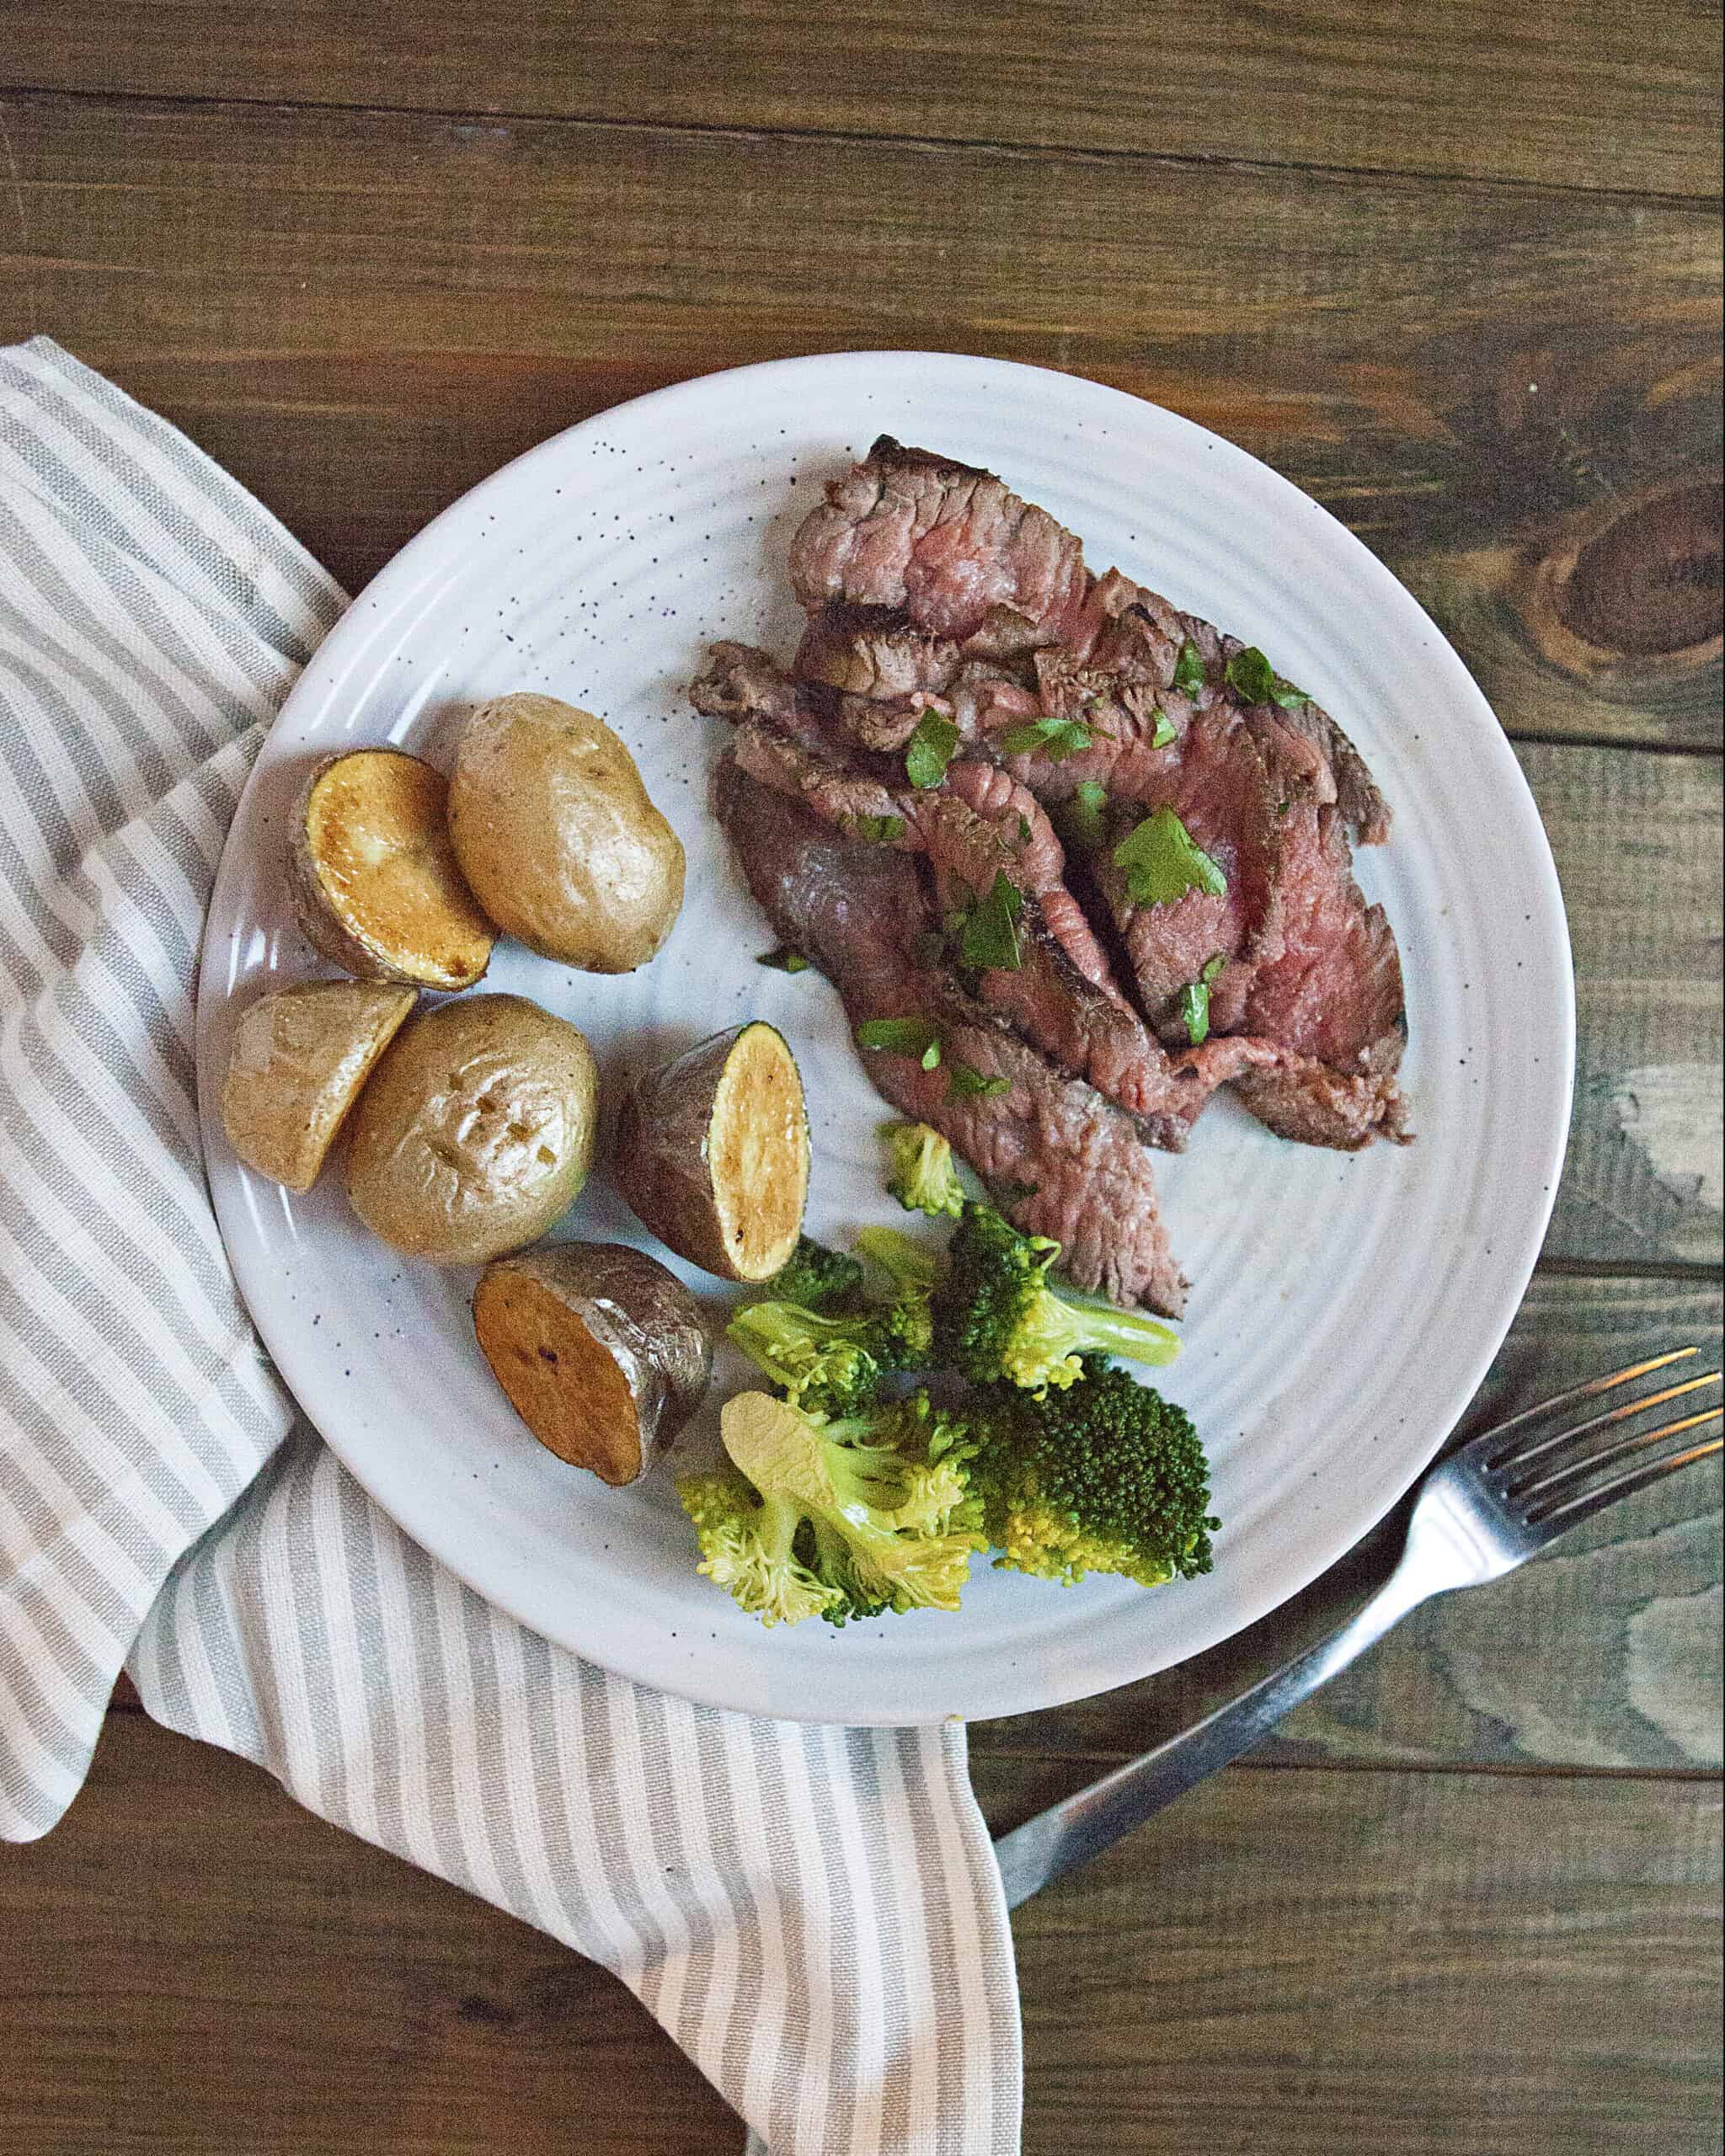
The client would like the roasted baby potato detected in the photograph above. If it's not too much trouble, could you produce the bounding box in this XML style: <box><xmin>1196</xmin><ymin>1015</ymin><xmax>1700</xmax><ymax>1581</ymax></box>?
<box><xmin>473</xmin><ymin>1242</ymin><xmax>713</xmax><ymax>1486</ymax></box>
<box><xmin>615</xmin><ymin>1021</ymin><xmax>809</xmax><ymax>1282</ymax></box>
<box><xmin>446</xmin><ymin>693</ymin><xmax>685</xmax><ymax>973</ymax></box>
<box><xmin>345</xmin><ymin>995</ymin><xmax>597</xmax><ymax>1264</ymax></box>
<box><xmin>222</xmin><ymin>979</ymin><xmax>417</xmax><ymax>1193</ymax></box>
<box><xmin>290</xmin><ymin>748</ymin><xmax>496</xmax><ymax>990</ymax></box>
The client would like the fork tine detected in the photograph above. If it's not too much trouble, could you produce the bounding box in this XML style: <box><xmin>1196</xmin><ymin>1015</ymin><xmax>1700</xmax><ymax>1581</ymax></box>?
<box><xmin>1498</xmin><ymin>1369</ymin><xmax>1722</xmax><ymax>1489</ymax></box>
<box><xmin>1512</xmin><ymin>1399</ymin><xmax>1723</xmax><ymax>1503</ymax></box>
<box><xmin>1480</xmin><ymin>1348</ymin><xmax>1698</xmax><ymax>1468</ymax></box>
<box><xmin>1525</xmin><ymin>1424</ymin><xmax>1723</xmax><ymax>1529</ymax></box>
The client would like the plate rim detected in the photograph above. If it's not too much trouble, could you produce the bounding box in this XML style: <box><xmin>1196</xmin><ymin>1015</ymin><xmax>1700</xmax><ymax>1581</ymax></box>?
<box><xmin>196</xmin><ymin>350</ymin><xmax>1577</xmax><ymax>1724</ymax></box>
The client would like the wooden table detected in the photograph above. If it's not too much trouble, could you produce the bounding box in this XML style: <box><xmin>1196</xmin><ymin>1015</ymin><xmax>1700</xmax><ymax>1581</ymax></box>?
<box><xmin>3</xmin><ymin>7</ymin><xmax>1720</xmax><ymax>2149</ymax></box>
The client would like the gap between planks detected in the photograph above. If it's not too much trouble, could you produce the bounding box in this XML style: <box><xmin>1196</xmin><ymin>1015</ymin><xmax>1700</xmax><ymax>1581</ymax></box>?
<box><xmin>1</xmin><ymin>80</ymin><xmax>1721</xmax><ymax>215</ymax></box>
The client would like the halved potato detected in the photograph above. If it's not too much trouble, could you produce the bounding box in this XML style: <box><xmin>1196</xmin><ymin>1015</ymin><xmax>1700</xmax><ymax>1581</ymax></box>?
<box><xmin>290</xmin><ymin>748</ymin><xmax>496</xmax><ymax>989</ymax></box>
<box><xmin>222</xmin><ymin>979</ymin><xmax>417</xmax><ymax>1193</ymax></box>
<box><xmin>345</xmin><ymin>995</ymin><xmax>597</xmax><ymax>1265</ymax></box>
<box><xmin>473</xmin><ymin>1242</ymin><xmax>712</xmax><ymax>1486</ymax></box>
<box><xmin>446</xmin><ymin>693</ymin><xmax>685</xmax><ymax>973</ymax></box>
<box><xmin>615</xmin><ymin>1022</ymin><xmax>809</xmax><ymax>1282</ymax></box>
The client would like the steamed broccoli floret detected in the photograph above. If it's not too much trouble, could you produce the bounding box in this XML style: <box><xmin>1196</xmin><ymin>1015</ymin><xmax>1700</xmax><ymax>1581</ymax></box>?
<box><xmin>727</xmin><ymin>1279</ymin><xmax>934</xmax><ymax>1417</ymax></box>
<box><xmin>936</xmin><ymin>1203</ymin><xmax>1180</xmax><ymax>1392</ymax></box>
<box><xmin>766</xmin><ymin>1235</ymin><xmax>864</xmax><ymax>1314</ymax></box>
<box><xmin>975</xmin><ymin>1362</ymin><xmax>1217</xmax><ymax>1588</ymax></box>
<box><xmin>885</xmin><ymin>1122</ymin><xmax>966</xmax><ymax>1219</ymax></box>
<box><xmin>680</xmin><ymin>1390</ymin><xmax>987</xmax><ymax>1627</ymax></box>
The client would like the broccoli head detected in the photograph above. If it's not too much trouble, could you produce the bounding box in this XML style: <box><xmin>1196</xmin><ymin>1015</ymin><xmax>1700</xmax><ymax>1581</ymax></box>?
<box><xmin>885</xmin><ymin>1121</ymin><xmax>966</xmax><ymax>1219</ymax></box>
<box><xmin>975</xmin><ymin>1362</ymin><xmax>1217</xmax><ymax>1588</ymax></box>
<box><xmin>766</xmin><ymin>1234</ymin><xmax>864</xmax><ymax>1314</ymax></box>
<box><xmin>680</xmin><ymin>1390</ymin><xmax>987</xmax><ymax>1627</ymax></box>
<box><xmin>936</xmin><ymin>1203</ymin><xmax>1180</xmax><ymax>1392</ymax></box>
<box><xmin>727</xmin><ymin>1287</ymin><xmax>933</xmax><ymax>1419</ymax></box>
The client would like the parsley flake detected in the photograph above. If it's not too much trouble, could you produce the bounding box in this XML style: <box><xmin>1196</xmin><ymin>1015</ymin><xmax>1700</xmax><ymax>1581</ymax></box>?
<box><xmin>855</xmin><ymin>1018</ymin><xmax>942</xmax><ymax>1069</ymax></box>
<box><xmin>948</xmin><ymin>1063</ymin><xmax>1012</xmax><ymax>1101</ymax></box>
<box><xmin>904</xmin><ymin>710</ymin><xmax>960</xmax><ymax>790</ymax></box>
<box><xmin>1113</xmin><ymin>808</ymin><xmax>1227</xmax><ymax>910</ymax></box>
<box><xmin>847</xmin><ymin>811</ymin><xmax>907</xmax><ymax>845</ymax></box>
<box><xmin>1150</xmin><ymin>710</ymin><xmax>1178</xmax><ymax>750</ymax></box>
<box><xmin>1056</xmin><ymin>779</ymin><xmax>1110</xmax><ymax>857</ymax></box>
<box><xmin>756</xmin><ymin>947</ymin><xmax>811</xmax><ymax>974</ymax></box>
<box><xmin>1178</xmin><ymin>954</ymin><xmax>1229</xmax><ymax>1047</ymax></box>
<box><xmin>958</xmin><ymin>872</ymin><xmax>1024</xmax><ymax>973</ymax></box>
<box><xmin>998</xmin><ymin>714</ymin><xmax>1094</xmax><ymax>761</ymax></box>
<box><xmin>1171</xmin><ymin>640</ymin><xmax>1207</xmax><ymax>697</ymax></box>
<box><xmin>1226</xmin><ymin>646</ymin><xmax>1312</xmax><ymax>710</ymax></box>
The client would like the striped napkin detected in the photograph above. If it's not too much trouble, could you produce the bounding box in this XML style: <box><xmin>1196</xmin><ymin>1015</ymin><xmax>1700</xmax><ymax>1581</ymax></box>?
<box><xmin>0</xmin><ymin>337</ymin><xmax>1022</xmax><ymax>2156</ymax></box>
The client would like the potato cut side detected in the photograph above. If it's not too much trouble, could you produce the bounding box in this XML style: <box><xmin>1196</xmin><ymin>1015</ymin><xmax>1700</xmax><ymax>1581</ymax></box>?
<box><xmin>291</xmin><ymin>749</ymin><xmax>496</xmax><ymax>989</ymax></box>
<box><xmin>473</xmin><ymin>1244</ymin><xmax>713</xmax><ymax>1486</ymax></box>
<box><xmin>615</xmin><ymin>1021</ymin><xmax>809</xmax><ymax>1283</ymax></box>
<box><xmin>222</xmin><ymin>979</ymin><xmax>417</xmax><ymax>1193</ymax></box>
<box><xmin>707</xmin><ymin>1022</ymin><xmax>810</xmax><ymax>1279</ymax></box>
<box><xmin>475</xmin><ymin>1267</ymin><xmax>644</xmax><ymax>1483</ymax></box>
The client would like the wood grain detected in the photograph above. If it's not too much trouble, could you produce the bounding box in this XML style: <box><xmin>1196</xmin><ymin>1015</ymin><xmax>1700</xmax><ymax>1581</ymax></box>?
<box><xmin>975</xmin><ymin>1272</ymin><xmax>1723</xmax><ymax>1781</ymax></box>
<box><xmin>1526</xmin><ymin>743</ymin><xmax>1724</xmax><ymax>1270</ymax></box>
<box><xmin>3</xmin><ymin>1715</ymin><xmax>1717</xmax><ymax>2156</ymax></box>
<box><xmin>0</xmin><ymin>93</ymin><xmax>1717</xmax><ymax>750</ymax></box>
<box><xmin>3</xmin><ymin>0</ymin><xmax>1720</xmax><ymax>199</ymax></box>
<box><xmin>997</xmin><ymin>1758</ymin><xmax>1724</xmax><ymax>2156</ymax></box>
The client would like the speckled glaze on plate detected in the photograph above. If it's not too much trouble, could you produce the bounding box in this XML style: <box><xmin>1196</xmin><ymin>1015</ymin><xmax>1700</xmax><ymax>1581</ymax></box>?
<box><xmin>195</xmin><ymin>354</ymin><xmax>1573</xmax><ymax>1725</ymax></box>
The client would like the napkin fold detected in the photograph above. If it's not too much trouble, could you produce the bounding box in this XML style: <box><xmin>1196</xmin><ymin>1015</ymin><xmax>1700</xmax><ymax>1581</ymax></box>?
<box><xmin>0</xmin><ymin>337</ymin><xmax>1022</xmax><ymax>2156</ymax></box>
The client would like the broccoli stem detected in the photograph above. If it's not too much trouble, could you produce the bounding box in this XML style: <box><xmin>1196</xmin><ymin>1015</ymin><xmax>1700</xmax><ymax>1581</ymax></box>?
<box><xmin>1044</xmin><ymin>1290</ymin><xmax>1181</xmax><ymax>1369</ymax></box>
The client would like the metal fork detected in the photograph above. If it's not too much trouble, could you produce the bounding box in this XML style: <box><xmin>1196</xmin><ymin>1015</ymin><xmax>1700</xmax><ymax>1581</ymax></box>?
<box><xmin>993</xmin><ymin>1349</ymin><xmax>1722</xmax><ymax>1908</ymax></box>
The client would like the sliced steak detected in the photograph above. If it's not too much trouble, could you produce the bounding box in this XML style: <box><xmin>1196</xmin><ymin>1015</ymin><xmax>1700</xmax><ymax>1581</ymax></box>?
<box><xmin>791</xmin><ymin>436</ymin><xmax>1390</xmax><ymax>844</ymax></box>
<box><xmin>715</xmin><ymin>755</ymin><xmax>1189</xmax><ymax>1315</ymax></box>
<box><xmin>789</xmin><ymin>437</ymin><xmax>1092</xmax><ymax>649</ymax></box>
<box><xmin>697</xmin><ymin>645</ymin><xmax>1238</xmax><ymax>1148</ymax></box>
<box><xmin>791</xmin><ymin>605</ymin><xmax>962</xmax><ymax>755</ymax></box>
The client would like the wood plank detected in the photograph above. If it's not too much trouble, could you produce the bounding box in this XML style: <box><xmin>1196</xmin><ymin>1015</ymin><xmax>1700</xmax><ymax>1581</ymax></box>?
<box><xmin>991</xmin><ymin>1758</ymin><xmax>1725</xmax><ymax>2156</ymax></box>
<box><xmin>0</xmin><ymin>1716</ymin><xmax>740</xmax><ymax>2155</ymax></box>
<box><xmin>2</xmin><ymin>0</ymin><xmax>1720</xmax><ymax>200</ymax></box>
<box><xmin>975</xmin><ymin>1272</ymin><xmax>1723</xmax><ymax>1781</ymax></box>
<box><xmin>3</xmin><ymin>1716</ymin><xmax>1717</xmax><ymax>2155</ymax></box>
<box><xmin>0</xmin><ymin>94</ymin><xmax>1717</xmax><ymax>749</ymax></box>
<box><xmin>1527</xmin><ymin>744</ymin><xmax>1724</xmax><ymax>1271</ymax></box>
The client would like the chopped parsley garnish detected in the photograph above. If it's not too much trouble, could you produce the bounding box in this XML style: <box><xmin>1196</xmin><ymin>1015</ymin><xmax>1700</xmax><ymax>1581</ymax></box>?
<box><xmin>1055</xmin><ymin>779</ymin><xmax>1110</xmax><ymax>856</ymax></box>
<box><xmin>1226</xmin><ymin>646</ymin><xmax>1312</xmax><ymax>710</ymax></box>
<box><xmin>904</xmin><ymin>710</ymin><xmax>960</xmax><ymax>790</ymax></box>
<box><xmin>1171</xmin><ymin>640</ymin><xmax>1207</xmax><ymax>697</ymax></box>
<box><xmin>958</xmin><ymin>872</ymin><xmax>1024</xmax><ymax>974</ymax></box>
<box><xmin>1150</xmin><ymin>710</ymin><xmax>1178</xmax><ymax>749</ymax></box>
<box><xmin>998</xmin><ymin>714</ymin><xmax>1095</xmax><ymax>761</ymax></box>
<box><xmin>756</xmin><ymin>947</ymin><xmax>811</xmax><ymax>974</ymax></box>
<box><xmin>1113</xmin><ymin>808</ymin><xmax>1227</xmax><ymax>910</ymax></box>
<box><xmin>848</xmin><ymin>811</ymin><xmax>907</xmax><ymax>844</ymax></box>
<box><xmin>948</xmin><ymin>1063</ymin><xmax>1012</xmax><ymax>1101</ymax></box>
<box><xmin>1178</xmin><ymin>953</ymin><xmax>1228</xmax><ymax>1046</ymax></box>
<box><xmin>855</xmin><ymin>1019</ymin><xmax>942</xmax><ymax>1070</ymax></box>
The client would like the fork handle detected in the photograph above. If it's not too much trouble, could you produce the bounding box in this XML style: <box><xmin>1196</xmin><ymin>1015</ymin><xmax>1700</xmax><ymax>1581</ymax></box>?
<box><xmin>992</xmin><ymin>1555</ymin><xmax>1434</xmax><ymax>1909</ymax></box>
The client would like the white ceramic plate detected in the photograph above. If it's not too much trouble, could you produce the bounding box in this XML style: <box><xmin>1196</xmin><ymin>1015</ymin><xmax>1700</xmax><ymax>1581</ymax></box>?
<box><xmin>196</xmin><ymin>353</ymin><xmax>1573</xmax><ymax>1725</ymax></box>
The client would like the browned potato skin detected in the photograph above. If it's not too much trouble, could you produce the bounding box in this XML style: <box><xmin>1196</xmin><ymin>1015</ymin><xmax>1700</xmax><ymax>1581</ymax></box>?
<box><xmin>615</xmin><ymin>1022</ymin><xmax>807</xmax><ymax>1283</ymax></box>
<box><xmin>289</xmin><ymin>749</ymin><xmax>496</xmax><ymax>990</ymax></box>
<box><xmin>446</xmin><ymin>694</ymin><xmax>685</xmax><ymax>974</ymax></box>
<box><xmin>222</xmin><ymin>979</ymin><xmax>417</xmax><ymax>1193</ymax></box>
<box><xmin>345</xmin><ymin>995</ymin><xmax>597</xmax><ymax>1265</ymax></box>
<box><xmin>473</xmin><ymin>1242</ymin><xmax>713</xmax><ymax>1486</ymax></box>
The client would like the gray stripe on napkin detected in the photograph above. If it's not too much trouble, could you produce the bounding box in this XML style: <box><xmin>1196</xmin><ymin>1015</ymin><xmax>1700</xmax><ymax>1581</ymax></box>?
<box><xmin>0</xmin><ymin>336</ymin><xmax>1022</xmax><ymax>2155</ymax></box>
